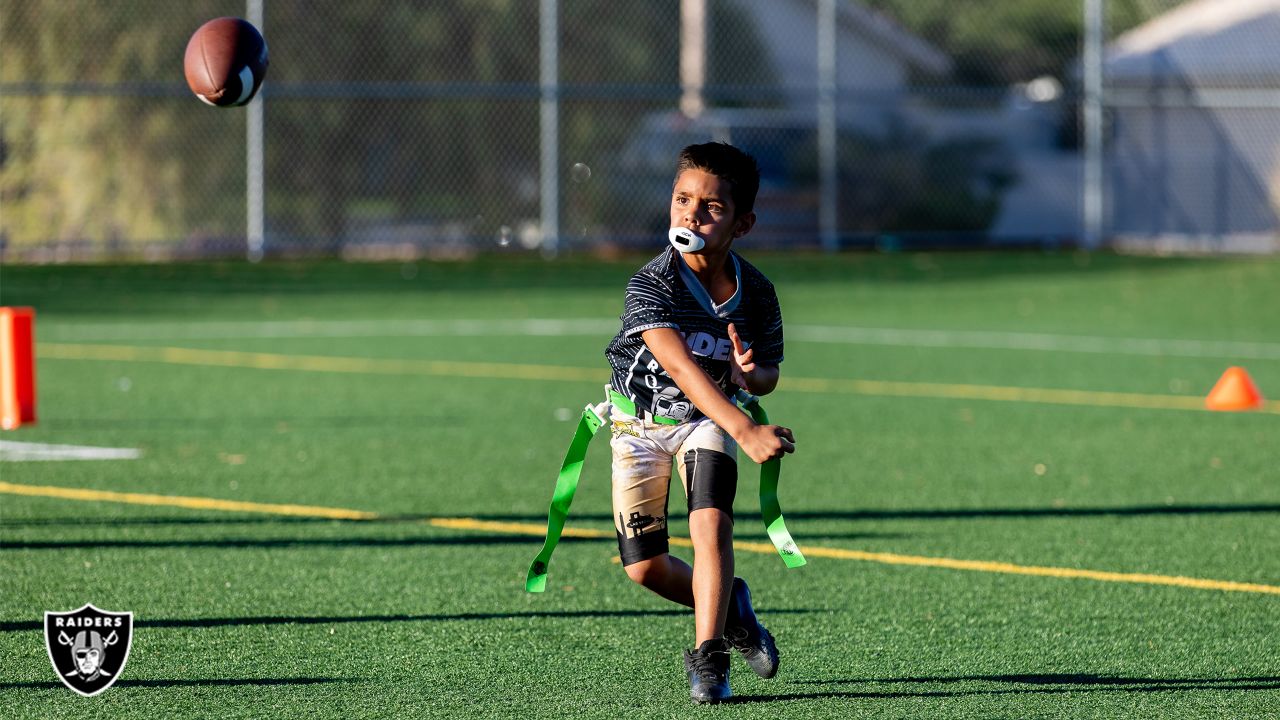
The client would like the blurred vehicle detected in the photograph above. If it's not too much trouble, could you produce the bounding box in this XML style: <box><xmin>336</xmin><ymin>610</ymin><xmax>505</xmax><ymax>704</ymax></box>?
<box><xmin>611</xmin><ymin>107</ymin><xmax>1016</xmax><ymax>248</ymax></box>
<box><xmin>611</xmin><ymin>109</ymin><xmax>821</xmax><ymax>246</ymax></box>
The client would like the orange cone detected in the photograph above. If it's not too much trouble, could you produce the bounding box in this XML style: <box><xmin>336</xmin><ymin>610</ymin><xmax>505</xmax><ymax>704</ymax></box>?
<box><xmin>1</xmin><ymin>307</ymin><xmax>37</xmax><ymax>429</ymax></box>
<box><xmin>1205</xmin><ymin>366</ymin><xmax>1264</xmax><ymax>411</ymax></box>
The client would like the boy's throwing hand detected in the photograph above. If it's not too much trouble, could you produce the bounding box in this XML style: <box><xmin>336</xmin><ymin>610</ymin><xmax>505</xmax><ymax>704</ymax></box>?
<box><xmin>739</xmin><ymin>422</ymin><xmax>795</xmax><ymax>464</ymax></box>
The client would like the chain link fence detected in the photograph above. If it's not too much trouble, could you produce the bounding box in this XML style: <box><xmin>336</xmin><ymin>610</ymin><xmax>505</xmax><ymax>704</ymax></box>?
<box><xmin>3</xmin><ymin>0</ymin><xmax>1277</xmax><ymax>262</ymax></box>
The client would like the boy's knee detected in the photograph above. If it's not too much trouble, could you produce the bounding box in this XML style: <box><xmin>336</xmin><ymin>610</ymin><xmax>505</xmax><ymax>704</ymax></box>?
<box><xmin>623</xmin><ymin>556</ymin><xmax>666</xmax><ymax>587</ymax></box>
<box><xmin>689</xmin><ymin>507</ymin><xmax>733</xmax><ymax>532</ymax></box>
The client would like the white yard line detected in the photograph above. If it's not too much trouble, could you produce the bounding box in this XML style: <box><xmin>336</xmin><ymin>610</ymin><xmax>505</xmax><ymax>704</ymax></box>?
<box><xmin>38</xmin><ymin>319</ymin><xmax>1280</xmax><ymax>360</ymax></box>
<box><xmin>0</xmin><ymin>441</ymin><xmax>142</xmax><ymax>462</ymax></box>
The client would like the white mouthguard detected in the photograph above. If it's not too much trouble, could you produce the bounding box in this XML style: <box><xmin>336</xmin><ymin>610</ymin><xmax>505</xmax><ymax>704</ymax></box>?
<box><xmin>668</xmin><ymin>227</ymin><xmax>705</xmax><ymax>253</ymax></box>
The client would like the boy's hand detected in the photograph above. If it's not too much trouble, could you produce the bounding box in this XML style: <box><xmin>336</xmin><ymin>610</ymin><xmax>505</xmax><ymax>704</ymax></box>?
<box><xmin>728</xmin><ymin>323</ymin><xmax>780</xmax><ymax>396</ymax></box>
<box><xmin>738</xmin><ymin>423</ymin><xmax>796</xmax><ymax>464</ymax></box>
<box><xmin>728</xmin><ymin>323</ymin><xmax>754</xmax><ymax>389</ymax></box>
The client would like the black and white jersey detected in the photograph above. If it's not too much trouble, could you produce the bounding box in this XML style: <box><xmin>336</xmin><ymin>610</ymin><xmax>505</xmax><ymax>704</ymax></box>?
<box><xmin>605</xmin><ymin>247</ymin><xmax>784</xmax><ymax>422</ymax></box>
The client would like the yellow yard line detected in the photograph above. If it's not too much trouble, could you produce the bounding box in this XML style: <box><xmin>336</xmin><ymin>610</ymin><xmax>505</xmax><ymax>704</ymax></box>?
<box><xmin>0</xmin><ymin>481</ymin><xmax>376</xmax><ymax>520</ymax></box>
<box><xmin>3</xmin><ymin>481</ymin><xmax>1277</xmax><ymax>596</ymax></box>
<box><xmin>782</xmin><ymin>376</ymin><xmax>1225</xmax><ymax>412</ymax></box>
<box><xmin>729</xmin><ymin>541</ymin><xmax>1280</xmax><ymax>595</ymax></box>
<box><xmin>38</xmin><ymin>343</ymin><xmax>605</xmax><ymax>384</ymax></box>
<box><xmin>36</xmin><ymin>342</ymin><xmax>1280</xmax><ymax>414</ymax></box>
<box><xmin>428</xmin><ymin>516</ymin><xmax>612</xmax><ymax>541</ymax></box>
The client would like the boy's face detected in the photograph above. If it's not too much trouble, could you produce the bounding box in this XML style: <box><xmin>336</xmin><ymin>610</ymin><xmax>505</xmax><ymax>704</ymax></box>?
<box><xmin>670</xmin><ymin>168</ymin><xmax>755</xmax><ymax>254</ymax></box>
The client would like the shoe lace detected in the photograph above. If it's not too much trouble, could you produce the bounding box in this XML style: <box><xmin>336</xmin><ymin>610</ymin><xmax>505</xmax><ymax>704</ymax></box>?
<box><xmin>688</xmin><ymin>650</ymin><xmax>727</xmax><ymax>681</ymax></box>
<box><xmin>723</xmin><ymin>624</ymin><xmax>752</xmax><ymax>650</ymax></box>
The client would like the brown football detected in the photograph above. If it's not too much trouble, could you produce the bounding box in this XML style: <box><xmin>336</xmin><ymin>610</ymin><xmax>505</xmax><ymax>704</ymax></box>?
<box><xmin>183</xmin><ymin>17</ymin><xmax>269</xmax><ymax>107</ymax></box>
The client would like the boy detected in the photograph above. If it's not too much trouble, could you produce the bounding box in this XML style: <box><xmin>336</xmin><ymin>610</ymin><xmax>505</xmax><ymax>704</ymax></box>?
<box><xmin>603</xmin><ymin>142</ymin><xmax>795</xmax><ymax>704</ymax></box>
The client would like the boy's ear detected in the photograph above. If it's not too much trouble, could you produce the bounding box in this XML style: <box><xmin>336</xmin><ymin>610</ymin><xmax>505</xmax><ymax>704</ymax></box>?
<box><xmin>732</xmin><ymin>211</ymin><xmax>756</xmax><ymax>238</ymax></box>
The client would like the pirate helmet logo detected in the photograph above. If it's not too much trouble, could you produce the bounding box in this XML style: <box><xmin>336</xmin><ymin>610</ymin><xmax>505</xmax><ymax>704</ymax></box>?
<box><xmin>44</xmin><ymin>604</ymin><xmax>133</xmax><ymax>696</ymax></box>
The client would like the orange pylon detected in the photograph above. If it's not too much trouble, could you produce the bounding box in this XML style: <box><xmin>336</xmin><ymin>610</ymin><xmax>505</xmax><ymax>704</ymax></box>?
<box><xmin>1</xmin><ymin>307</ymin><xmax>37</xmax><ymax>429</ymax></box>
<box><xmin>1205</xmin><ymin>366</ymin><xmax>1264</xmax><ymax>412</ymax></box>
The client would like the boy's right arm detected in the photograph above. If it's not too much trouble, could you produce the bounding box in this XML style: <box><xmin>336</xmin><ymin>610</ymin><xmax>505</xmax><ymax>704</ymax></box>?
<box><xmin>641</xmin><ymin>327</ymin><xmax>795</xmax><ymax>464</ymax></box>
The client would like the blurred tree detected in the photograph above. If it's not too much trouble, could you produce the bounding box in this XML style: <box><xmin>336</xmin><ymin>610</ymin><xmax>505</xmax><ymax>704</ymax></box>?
<box><xmin>0</xmin><ymin>0</ymin><xmax>805</xmax><ymax>251</ymax></box>
<box><xmin>243</xmin><ymin>1</ymin><xmax>772</xmax><ymax>243</ymax></box>
<box><xmin>862</xmin><ymin>0</ymin><xmax>1163</xmax><ymax>85</ymax></box>
<box><xmin>1</xmin><ymin>2</ymin><xmax>238</xmax><ymax>250</ymax></box>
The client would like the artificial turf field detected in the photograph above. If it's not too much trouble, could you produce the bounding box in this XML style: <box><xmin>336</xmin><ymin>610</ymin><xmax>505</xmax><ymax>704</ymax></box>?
<box><xmin>1</xmin><ymin>251</ymin><xmax>1278</xmax><ymax>719</ymax></box>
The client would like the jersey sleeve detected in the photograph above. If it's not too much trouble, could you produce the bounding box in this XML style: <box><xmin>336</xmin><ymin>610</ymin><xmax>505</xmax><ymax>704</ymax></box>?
<box><xmin>620</xmin><ymin>271</ymin><xmax>679</xmax><ymax>338</ymax></box>
<box><xmin>753</xmin><ymin>281</ymin><xmax>784</xmax><ymax>365</ymax></box>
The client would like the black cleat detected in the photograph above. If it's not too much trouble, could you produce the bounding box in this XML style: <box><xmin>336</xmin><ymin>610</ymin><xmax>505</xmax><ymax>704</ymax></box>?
<box><xmin>724</xmin><ymin>577</ymin><xmax>780</xmax><ymax>679</ymax></box>
<box><xmin>684</xmin><ymin>638</ymin><xmax>732</xmax><ymax>704</ymax></box>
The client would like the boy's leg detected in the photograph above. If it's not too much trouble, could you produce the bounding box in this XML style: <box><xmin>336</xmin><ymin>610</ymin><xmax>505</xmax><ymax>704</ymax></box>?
<box><xmin>610</xmin><ymin>410</ymin><xmax>681</xmax><ymax>595</ymax></box>
<box><xmin>678</xmin><ymin>438</ymin><xmax>739</xmax><ymax>704</ymax></box>
<box><xmin>679</xmin><ymin>422</ymin><xmax>780</xmax><ymax>679</ymax></box>
<box><xmin>626</xmin><ymin>551</ymin><xmax>794</xmax><ymax>676</ymax></box>
<box><xmin>689</xmin><ymin>507</ymin><xmax>734</xmax><ymax>643</ymax></box>
<box><xmin>620</xmin><ymin>509</ymin><xmax>736</xmax><ymax>645</ymax></box>
<box><xmin>623</xmin><ymin>553</ymin><xmax>693</xmax><ymax>606</ymax></box>
<box><xmin>676</xmin><ymin>421</ymin><xmax>740</xmax><ymax>644</ymax></box>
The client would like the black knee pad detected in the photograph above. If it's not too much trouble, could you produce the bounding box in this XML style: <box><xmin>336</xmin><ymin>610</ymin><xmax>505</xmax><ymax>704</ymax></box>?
<box><xmin>684</xmin><ymin>448</ymin><xmax>737</xmax><ymax>517</ymax></box>
<box><xmin>617</xmin><ymin>526</ymin><xmax>669</xmax><ymax>567</ymax></box>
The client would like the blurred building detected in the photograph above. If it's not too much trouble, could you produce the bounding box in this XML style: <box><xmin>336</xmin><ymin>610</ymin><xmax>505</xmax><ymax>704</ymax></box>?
<box><xmin>1107</xmin><ymin>0</ymin><xmax>1280</xmax><ymax>251</ymax></box>
<box><xmin>992</xmin><ymin>0</ymin><xmax>1280</xmax><ymax>251</ymax></box>
<box><xmin>728</xmin><ymin>0</ymin><xmax>951</xmax><ymax>134</ymax></box>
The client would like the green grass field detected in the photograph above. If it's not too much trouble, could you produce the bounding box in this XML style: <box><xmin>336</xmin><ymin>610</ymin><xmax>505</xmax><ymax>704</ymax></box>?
<box><xmin>2</xmin><ymin>252</ymin><xmax>1278</xmax><ymax>719</ymax></box>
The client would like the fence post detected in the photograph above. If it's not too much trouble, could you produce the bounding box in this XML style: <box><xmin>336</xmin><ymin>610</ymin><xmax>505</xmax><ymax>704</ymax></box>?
<box><xmin>1082</xmin><ymin>0</ymin><xmax>1105</xmax><ymax>249</ymax></box>
<box><xmin>680</xmin><ymin>0</ymin><xmax>707</xmax><ymax>119</ymax></box>
<box><xmin>540</xmin><ymin>0</ymin><xmax>560</xmax><ymax>257</ymax></box>
<box><xmin>817</xmin><ymin>0</ymin><xmax>838</xmax><ymax>252</ymax></box>
<box><xmin>247</xmin><ymin>0</ymin><xmax>265</xmax><ymax>262</ymax></box>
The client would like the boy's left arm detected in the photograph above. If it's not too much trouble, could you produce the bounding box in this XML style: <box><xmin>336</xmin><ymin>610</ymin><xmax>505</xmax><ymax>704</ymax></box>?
<box><xmin>728</xmin><ymin>322</ymin><xmax>779</xmax><ymax>396</ymax></box>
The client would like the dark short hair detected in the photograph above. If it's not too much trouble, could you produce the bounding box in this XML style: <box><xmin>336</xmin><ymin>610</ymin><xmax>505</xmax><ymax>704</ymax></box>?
<box><xmin>674</xmin><ymin>142</ymin><xmax>760</xmax><ymax>217</ymax></box>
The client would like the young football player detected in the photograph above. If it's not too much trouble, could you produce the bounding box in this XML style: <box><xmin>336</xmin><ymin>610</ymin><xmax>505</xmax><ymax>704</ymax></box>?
<box><xmin>603</xmin><ymin>141</ymin><xmax>795</xmax><ymax>703</ymax></box>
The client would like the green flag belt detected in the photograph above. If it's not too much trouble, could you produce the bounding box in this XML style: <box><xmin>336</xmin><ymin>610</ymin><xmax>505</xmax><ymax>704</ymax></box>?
<box><xmin>523</xmin><ymin>401</ymin><xmax>607</xmax><ymax>593</ymax></box>
<box><xmin>524</xmin><ymin>389</ymin><xmax>805</xmax><ymax>593</ymax></box>
<box><xmin>733</xmin><ymin>389</ymin><xmax>807</xmax><ymax>569</ymax></box>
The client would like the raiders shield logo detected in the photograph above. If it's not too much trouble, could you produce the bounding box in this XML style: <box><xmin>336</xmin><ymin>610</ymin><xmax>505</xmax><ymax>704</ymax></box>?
<box><xmin>44</xmin><ymin>604</ymin><xmax>133</xmax><ymax>697</ymax></box>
